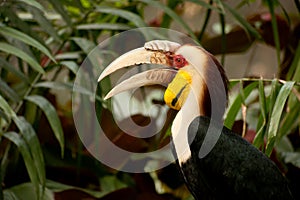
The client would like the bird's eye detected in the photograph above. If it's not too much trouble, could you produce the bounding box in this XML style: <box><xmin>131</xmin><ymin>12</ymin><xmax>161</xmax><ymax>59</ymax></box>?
<box><xmin>173</xmin><ymin>55</ymin><xmax>187</xmax><ymax>69</ymax></box>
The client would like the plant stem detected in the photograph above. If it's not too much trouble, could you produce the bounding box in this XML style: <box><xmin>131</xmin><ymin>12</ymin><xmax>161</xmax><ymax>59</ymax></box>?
<box><xmin>198</xmin><ymin>0</ymin><xmax>213</xmax><ymax>42</ymax></box>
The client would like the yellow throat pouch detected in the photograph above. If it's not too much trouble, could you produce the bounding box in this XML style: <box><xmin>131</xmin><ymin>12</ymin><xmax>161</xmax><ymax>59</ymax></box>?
<box><xmin>164</xmin><ymin>70</ymin><xmax>192</xmax><ymax>110</ymax></box>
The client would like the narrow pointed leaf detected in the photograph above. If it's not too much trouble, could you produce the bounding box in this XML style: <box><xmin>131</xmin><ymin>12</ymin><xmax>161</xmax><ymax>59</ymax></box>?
<box><xmin>253</xmin><ymin>80</ymin><xmax>267</xmax><ymax>147</ymax></box>
<box><xmin>268</xmin><ymin>79</ymin><xmax>279</xmax><ymax>121</ymax></box>
<box><xmin>0</xmin><ymin>42</ymin><xmax>44</xmax><ymax>74</ymax></box>
<box><xmin>96</xmin><ymin>6</ymin><xmax>147</xmax><ymax>28</ymax></box>
<box><xmin>0</xmin><ymin>95</ymin><xmax>16</xmax><ymax>117</ymax></box>
<box><xmin>25</xmin><ymin>95</ymin><xmax>64</xmax><ymax>157</ymax></box>
<box><xmin>76</xmin><ymin>23</ymin><xmax>132</xmax><ymax>31</ymax></box>
<box><xmin>0</xmin><ymin>9</ymin><xmax>43</xmax><ymax>44</ymax></box>
<box><xmin>0</xmin><ymin>26</ymin><xmax>56</xmax><ymax>62</ymax></box>
<box><xmin>3</xmin><ymin>132</ymin><xmax>41</xmax><ymax>198</ymax></box>
<box><xmin>55</xmin><ymin>52</ymin><xmax>81</xmax><ymax>60</ymax></box>
<box><xmin>0</xmin><ymin>109</ymin><xmax>10</xmax><ymax>123</ymax></box>
<box><xmin>266</xmin><ymin>0</ymin><xmax>281</xmax><ymax>64</ymax></box>
<box><xmin>46</xmin><ymin>180</ymin><xmax>110</xmax><ymax>198</ymax></box>
<box><xmin>18</xmin><ymin>0</ymin><xmax>44</xmax><ymax>11</ymax></box>
<box><xmin>47</xmin><ymin>0</ymin><xmax>72</xmax><ymax>26</ymax></box>
<box><xmin>71</xmin><ymin>37</ymin><xmax>95</xmax><ymax>54</ymax></box>
<box><xmin>12</xmin><ymin>116</ymin><xmax>45</xmax><ymax>187</ymax></box>
<box><xmin>287</xmin><ymin>43</ymin><xmax>300</xmax><ymax>81</ymax></box>
<box><xmin>278</xmin><ymin>103</ymin><xmax>300</xmax><ymax>139</ymax></box>
<box><xmin>24</xmin><ymin>6</ymin><xmax>61</xmax><ymax>42</ymax></box>
<box><xmin>0</xmin><ymin>57</ymin><xmax>29</xmax><ymax>83</ymax></box>
<box><xmin>258</xmin><ymin>80</ymin><xmax>267</xmax><ymax>119</ymax></box>
<box><xmin>224</xmin><ymin>81</ymin><xmax>258</xmax><ymax>128</ymax></box>
<box><xmin>0</xmin><ymin>96</ymin><xmax>45</xmax><ymax>186</ymax></box>
<box><xmin>4</xmin><ymin>182</ymin><xmax>54</xmax><ymax>200</ymax></box>
<box><xmin>60</xmin><ymin>61</ymin><xmax>79</xmax><ymax>74</ymax></box>
<box><xmin>265</xmin><ymin>81</ymin><xmax>295</xmax><ymax>156</ymax></box>
<box><xmin>0</xmin><ymin>78</ymin><xmax>21</xmax><ymax>102</ymax></box>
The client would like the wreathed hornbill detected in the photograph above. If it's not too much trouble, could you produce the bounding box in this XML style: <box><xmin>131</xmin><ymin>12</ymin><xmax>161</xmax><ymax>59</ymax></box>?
<box><xmin>98</xmin><ymin>40</ymin><xmax>294</xmax><ymax>200</ymax></box>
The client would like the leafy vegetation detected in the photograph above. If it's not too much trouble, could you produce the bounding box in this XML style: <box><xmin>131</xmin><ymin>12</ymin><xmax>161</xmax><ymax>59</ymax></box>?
<box><xmin>0</xmin><ymin>0</ymin><xmax>299</xmax><ymax>199</ymax></box>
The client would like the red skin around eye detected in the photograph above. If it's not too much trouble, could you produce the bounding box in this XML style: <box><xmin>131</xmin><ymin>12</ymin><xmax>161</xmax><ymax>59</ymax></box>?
<box><xmin>172</xmin><ymin>55</ymin><xmax>188</xmax><ymax>69</ymax></box>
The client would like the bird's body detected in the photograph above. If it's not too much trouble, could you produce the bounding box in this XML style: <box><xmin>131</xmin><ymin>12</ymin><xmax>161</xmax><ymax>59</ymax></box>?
<box><xmin>175</xmin><ymin>116</ymin><xmax>293</xmax><ymax>200</ymax></box>
<box><xmin>98</xmin><ymin>40</ymin><xmax>294</xmax><ymax>200</ymax></box>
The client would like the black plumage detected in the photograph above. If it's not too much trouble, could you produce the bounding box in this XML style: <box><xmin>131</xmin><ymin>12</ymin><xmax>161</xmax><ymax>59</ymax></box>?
<box><xmin>174</xmin><ymin>116</ymin><xmax>294</xmax><ymax>200</ymax></box>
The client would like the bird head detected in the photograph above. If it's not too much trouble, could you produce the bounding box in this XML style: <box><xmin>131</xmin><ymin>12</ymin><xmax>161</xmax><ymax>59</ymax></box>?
<box><xmin>98</xmin><ymin>40</ymin><xmax>228</xmax><ymax>161</ymax></box>
<box><xmin>98</xmin><ymin>40</ymin><xmax>228</xmax><ymax>119</ymax></box>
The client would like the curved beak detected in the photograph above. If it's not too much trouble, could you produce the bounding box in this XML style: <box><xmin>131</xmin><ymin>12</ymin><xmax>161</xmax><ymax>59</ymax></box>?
<box><xmin>98</xmin><ymin>46</ymin><xmax>177</xmax><ymax>99</ymax></box>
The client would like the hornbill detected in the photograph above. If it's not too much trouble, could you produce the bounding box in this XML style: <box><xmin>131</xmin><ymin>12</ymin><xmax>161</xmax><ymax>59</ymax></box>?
<box><xmin>98</xmin><ymin>40</ymin><xmax>294</xmax><ymax>200</ymax></box>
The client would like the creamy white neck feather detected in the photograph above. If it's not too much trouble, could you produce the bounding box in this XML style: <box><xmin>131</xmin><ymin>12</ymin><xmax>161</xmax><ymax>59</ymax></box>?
<box><xmin>171</xmin><ymin>46</ymin><xmax>208</xmax><ymax>165</ymax></box>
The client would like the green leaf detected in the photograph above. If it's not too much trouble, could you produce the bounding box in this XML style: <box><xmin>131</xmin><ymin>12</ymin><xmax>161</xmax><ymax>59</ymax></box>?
<box><xmin>224</xmin><ymin>81</ymin><xmax>258</xmax><ymax>128</ymax></box>
<box><xmin>137</xmin><ymin>0</ymin><xmax>198</xmax><ymax>42</ymax></box>
<box><xmin>0</xmin><ymin>26</ymin><xmax>56</xmax><ymax>62</ymax></box>
<box><xmin>287</xmin><ymin>43</ymin><xmax>300</xmax><ymax>81</ymax></box>
<box><xmin>265</xmin><ymin>81</ymin><xmax>295</xmax><ymax>156</ymax></box>
<box><xmin>258</xmin><ymin>80</ymin><xmax>267</xmax><ymax>120</ymax></box>
<box><xmin>100</xmin><ymin>176</ymin><xmax>127</xmax><ymax>192</ymax></box>
<box><xmin>47</xmin><ymin>0</ymin><xmax>72</xmax><ymax>27</ymax></box>
<box><xmin>0</xmin><ymin>78</ymin><xmax>20</xmax><ymax>102</ymax></box>
<box><xmin>0</xmin><ymin>9</ymin><xmax>43</xmax><ymax>44</ymax></box>
<box><xmin>0</xmin><ymin>57</ymin><xmax>29</xmax><ymax>83</ymax></box>
<box><xmin>18</xmin><ymin>0</ymin><xmax>44</xmax><ymax>11</ymax></box>
<box><xmin>25</xmin><ymin>95</ymin><xmax>64</xmax><ymax>157</ymax></box>
<box><xmin>278</xmin><ymin>100</ymin><xmax>300</xmax><ymax>139</ymax></box>
<box><xmin>265</xmin><ymin>0</ymin><xmax>281</xmax><ymax>64</ymax></box>
<box><xmin>55</xmin><ymin>52</ymin><xmax>81</xmax><ymax>60</ymax></box>
<box><xmin>60</xmin><ymin>61</ymin><xmax>79</xmax><ymax>74</ymax></box>
<box><xmin>96</xmin><ymin>6</ymin><xmax>147</xmax><ymax>28</ymax></box>
<box><xmin>46</xmin><ymin>180</ymin><xmax>106</xmax><ymax>198</ymax></box>
<box><xmin>2</xmin><ymin>113</ymin><xmax>46</xmax><ymax>196</ymax></box>
<box><xmin>221</xmin><ymin>2</ymin><xmax>262</xmax><ymax>40</ymax></box>
<box><xmin>76</xmin><ymin>23</ymin><xmax>132</xmax><ymax>30</ymax></box>
<box><xmin>228</xmin><ymin>79</ymin><xmax>240</xmax><ymax>89</ymax></box>
<box><xmin>253</xmin><ymin>80</ymin><xmax>268</xmax><ymax>147</ymax></box>
<box><xmin>12</xmin><ymin>116</ymin><xmax>46</xmax><ymax>187</ymax></box>
<box><xmin>3</xmin><ymin>182</ymin><xmax>54</xmax><ymax>200</ymax></box>
<box><xmin>0</xmin><ymin>109</ymin><xmax>10</xmax><ymax>124</ymax></box>
<box><xmin>0</xmin><ymin>94</ymin><xmax>16</xmax><ymax>117</ymax></box>
<box><xmin>3</xmin><ymin>132</ymin><xmax>42</xmax><ymax>199</ymax></box>
<box><xmin>71</xmin><ymin>37</ymin><xmax>96</xmax><ymax>54</ymax></box>
<box><xmin>46</xmin><ymin>178</ymin><xmax>125</xmax><ymax>198</ymax></box>
<box><xmin>0</xmin><ymin>42</ymin><xmax>45</xmax><ymax>74</ymax></box>
<box><xmin>24</xmin><ymin>6</ymin><xmax>61</xmax><ymax>42</ymax></box>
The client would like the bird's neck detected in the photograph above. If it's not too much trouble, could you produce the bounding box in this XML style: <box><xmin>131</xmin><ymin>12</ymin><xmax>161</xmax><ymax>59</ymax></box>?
<box><xmin>171</xmin><ymin>72</ymin><xmax>205</xmax><ymax>165</ymax></box>
<box><xmin>171</xmin><ymin>62</ymin><xmax>226</xmax><ymax>165</ymax></box>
